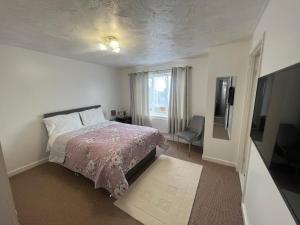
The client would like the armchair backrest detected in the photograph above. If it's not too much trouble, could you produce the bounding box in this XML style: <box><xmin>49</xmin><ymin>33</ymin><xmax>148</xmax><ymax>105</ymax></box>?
<box><xmin>187</xmin><ymin>115</ymin><xmax>205</xmax><ymax>136</ymax></box>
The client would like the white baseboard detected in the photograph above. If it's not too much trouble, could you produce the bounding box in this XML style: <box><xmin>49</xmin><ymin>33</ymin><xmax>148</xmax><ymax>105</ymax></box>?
<box><xmin>8</xmin><ymin>157</ymin><xmax>48</xmax><ymax>177</ymax></box>
<box><xmin>239</xmin><ymin>172</ymin><xmax>245</xmax><ymax>193</ymax></box>
<box><xmin>202</xmin><ymin>155</ymin><xmax>236</xmax><ymax>168</ymax></box>
<box><xmin>241</xmin><ymin>203</ymin><xmax>249</xmax><ymax>225</ymax></box>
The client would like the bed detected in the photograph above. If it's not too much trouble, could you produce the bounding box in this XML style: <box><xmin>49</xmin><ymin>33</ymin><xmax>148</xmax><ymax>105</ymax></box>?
<box><xmin>43</xmin><ymin>105</ymin><xmax>165</xmax><ymax>198</ymax></box>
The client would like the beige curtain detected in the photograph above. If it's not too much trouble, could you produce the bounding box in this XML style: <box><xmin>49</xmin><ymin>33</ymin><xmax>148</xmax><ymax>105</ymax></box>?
<box><xmin>129</xmin><ymin>72</ymin><xmax>151</xmax><ymax>126</ymax></box>
<box><xmin>168</xmin><ymin>66</ymin><xmax>191</xmax><ymax>134</ymax></box>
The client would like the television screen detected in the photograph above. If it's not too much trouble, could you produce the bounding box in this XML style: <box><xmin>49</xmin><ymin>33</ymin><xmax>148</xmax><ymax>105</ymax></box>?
<box><xmin>251</xmin><ymin>63</ymin><xmax>300</xmax><ymax>222</ymax></box>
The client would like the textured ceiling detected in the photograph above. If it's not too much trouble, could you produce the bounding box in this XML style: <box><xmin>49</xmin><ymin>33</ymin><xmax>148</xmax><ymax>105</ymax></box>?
<box><xmin>0</xmin><ymin>0</ymin><xmax>268</xmax><ymax>68</ymax></box>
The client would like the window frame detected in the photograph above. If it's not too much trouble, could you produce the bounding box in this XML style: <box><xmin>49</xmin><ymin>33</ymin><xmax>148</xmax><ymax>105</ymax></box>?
<box><xmin>148</xmin><ymin>70</ymin><xmax>172</xmax><ymax>118</ymax></box>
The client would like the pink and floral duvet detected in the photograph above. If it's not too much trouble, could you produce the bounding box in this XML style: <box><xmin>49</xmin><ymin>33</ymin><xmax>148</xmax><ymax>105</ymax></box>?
<box><xmin>48</xmin><ymin>121</ymin><xmax>165</xmax><ymax>198</ymax></box>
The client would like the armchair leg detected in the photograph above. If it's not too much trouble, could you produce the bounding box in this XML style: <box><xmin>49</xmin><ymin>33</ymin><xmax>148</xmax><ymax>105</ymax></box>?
<box><xmin>177</xmin><ymin>136</ymin><xmax>179</xmax><ymax>149</ymax></box>
<box><xmin>189</xmin><ymin>143</ymin><xmax>191</xmax><ymax>157</ymax></box>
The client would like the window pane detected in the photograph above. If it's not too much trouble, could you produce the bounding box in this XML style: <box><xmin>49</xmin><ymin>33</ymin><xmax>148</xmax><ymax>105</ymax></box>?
<box><xmin>149</xmin><ymin>71</ymin><xmax>171</xmax><ymax>117</ymax></box>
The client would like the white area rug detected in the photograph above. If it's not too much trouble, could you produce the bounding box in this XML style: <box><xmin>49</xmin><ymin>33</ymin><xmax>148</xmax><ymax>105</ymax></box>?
<box><xmin>114</xmin><ymin>155</ymin><xmax>203</xmax><ymax>225</ymax></box>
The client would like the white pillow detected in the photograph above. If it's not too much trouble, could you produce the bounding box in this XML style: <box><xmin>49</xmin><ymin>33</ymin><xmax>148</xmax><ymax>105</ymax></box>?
<box><xmin>43</xmin><ymin>112</ymin><xmax>83</xmax><ymax>137</ymax></box>
<box><xmin>79</xmin><ymin>108</ymin><xmax>106</xmax><ymax>126</ymax></box>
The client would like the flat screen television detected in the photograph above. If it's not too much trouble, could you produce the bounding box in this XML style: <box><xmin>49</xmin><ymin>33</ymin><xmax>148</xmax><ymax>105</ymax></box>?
<box><xmin>251</xmin><ymin>62</ymin><xmax>300</xmax><ymax>223</ymax></box>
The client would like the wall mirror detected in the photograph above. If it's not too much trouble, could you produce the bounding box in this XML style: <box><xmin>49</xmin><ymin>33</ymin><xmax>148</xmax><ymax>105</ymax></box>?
<box><xmin>213</xmin><ymin>76</ymin><xmax>237</xmax><ymax>140</ymax></box>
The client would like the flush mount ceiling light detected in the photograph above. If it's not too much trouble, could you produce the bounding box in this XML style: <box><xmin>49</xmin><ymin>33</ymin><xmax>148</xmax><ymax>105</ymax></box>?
<box><xmin>98</xmin><ymin>36</ymin><xmax>120</xmax><ymax>53</ymax></box>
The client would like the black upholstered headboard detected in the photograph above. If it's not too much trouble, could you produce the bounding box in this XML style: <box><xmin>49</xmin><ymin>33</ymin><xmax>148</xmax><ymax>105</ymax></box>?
<box><xmin>43</xmin><ymin>105</ymin><xmax>101</xmax><ymax>118</ymax></box>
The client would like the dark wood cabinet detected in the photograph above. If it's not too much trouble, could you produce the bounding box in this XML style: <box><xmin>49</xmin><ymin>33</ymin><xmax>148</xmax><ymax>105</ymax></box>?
<box><xmin>116</xmin><ymin>116</ymin><xmax>132</xmax><ymax>124</ymax></box>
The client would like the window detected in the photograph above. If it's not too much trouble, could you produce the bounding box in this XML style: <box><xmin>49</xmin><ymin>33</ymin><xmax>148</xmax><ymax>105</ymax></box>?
<box><xmin>148</xmin><ymin>70</ymin><xmax>171</xmax><ymax>117</ymax></box>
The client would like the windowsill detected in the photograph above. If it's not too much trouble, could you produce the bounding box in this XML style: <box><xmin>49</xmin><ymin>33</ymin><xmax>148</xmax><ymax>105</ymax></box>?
<box><xmin>150</xmin><ymin>115</ymin><xmax>168</xmax><ymax>119</ymax></box>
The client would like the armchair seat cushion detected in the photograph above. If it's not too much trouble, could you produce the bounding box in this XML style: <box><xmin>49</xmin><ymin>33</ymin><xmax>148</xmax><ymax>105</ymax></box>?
<box><xmin>176</xmin><ymin>130</ymin><xmax>198</xmax><ymax>142</ymax></box>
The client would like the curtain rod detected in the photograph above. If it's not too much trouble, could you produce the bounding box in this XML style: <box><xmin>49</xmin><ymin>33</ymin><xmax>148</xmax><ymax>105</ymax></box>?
<box><xmin>128</xmin><ymin>66</ymin><xmax>192</xmax><ymax>75</ymax></box>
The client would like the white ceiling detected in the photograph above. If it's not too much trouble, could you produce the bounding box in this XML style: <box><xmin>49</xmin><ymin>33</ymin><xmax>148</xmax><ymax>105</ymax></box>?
<box><xmin>0</xmin><ymin>0</ymin><xmax>268</xmax><ymax>68</ymax></box>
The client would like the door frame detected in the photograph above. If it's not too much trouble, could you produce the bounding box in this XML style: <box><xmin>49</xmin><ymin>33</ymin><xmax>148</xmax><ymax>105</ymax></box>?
<box><xmin>238</xmin><ymin>33</ymin><xmax>265</xmax><ymax>194</ymax></box>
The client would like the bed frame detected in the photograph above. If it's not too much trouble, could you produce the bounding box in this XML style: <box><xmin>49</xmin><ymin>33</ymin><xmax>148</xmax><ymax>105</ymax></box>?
<box><xmin>43</xmin><ymin>105</ymin><xmax>101</xmax><ymax>118</ymax></box>
<box><xmin>43</xmin><ymin>105</ymin><xmax>156</xmax><ymax>181</ymax></box>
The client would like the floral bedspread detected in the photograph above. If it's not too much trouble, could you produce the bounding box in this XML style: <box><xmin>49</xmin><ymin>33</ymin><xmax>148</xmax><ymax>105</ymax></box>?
<box><xmin>57</xmin><ymin>122</ymin><xmax>164</xmax><ymax>198</ymax></box>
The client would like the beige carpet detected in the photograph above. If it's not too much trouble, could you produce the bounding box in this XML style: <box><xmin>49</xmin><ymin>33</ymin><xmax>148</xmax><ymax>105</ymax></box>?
<box><xmin>10</xmin><ymin>141</ymin><xmax>244</xmax><ymax>225</ymax></box>
<box><xmin>115</xmin><ymin>155</ymin><xmax>203</xmax><ymax>225</ymax></box>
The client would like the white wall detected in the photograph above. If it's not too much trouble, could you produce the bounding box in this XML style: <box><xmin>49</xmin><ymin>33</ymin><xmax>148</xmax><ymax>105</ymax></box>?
<box><xmin>252</xmin><ymin>0</ymin><xmax>300</xmax><ymax>76</ymax></box>
<box><xmin>243</xmin><ymin>142</ymin><xmax>296</xmax><ymax>225</ymax></box>
<box><xmin>0</xmin><ymin>144</ymin><xmax>18</xmax><ymax>225</ymax></box>
<box><xmin>203</xmin><ymin>40</ymin><xmax>250</xmax><ymax>167</ymax></box>
<box><xmin>0</xmin><ymin>45</ymin><xmax>121</xmax><ymax>174</ymax></box>
<box><xmin>243</xmin><ymin>0</ymin><xmax>300</xmax><ymax>224</ymax></box>
<box><xmin>119</xmin><ymin>56</ymin><xmax>209</xmax><ymax>133</ymax></box>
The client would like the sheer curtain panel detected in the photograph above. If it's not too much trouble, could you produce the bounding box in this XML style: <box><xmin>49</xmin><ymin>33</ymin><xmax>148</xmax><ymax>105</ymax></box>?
<box><xmin>129</xmin><ymin>72</ymin><xmax>151</xmax><ymax>126</ymax></box>
<box><xmin>168</xmin><ymin>66</ymin><xmax>191</xmax><ymax>134</ymax></box>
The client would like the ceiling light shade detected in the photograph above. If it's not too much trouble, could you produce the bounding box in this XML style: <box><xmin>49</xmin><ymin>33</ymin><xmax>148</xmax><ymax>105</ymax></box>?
<box><xmin>99</xmin><ymin>36</ymin><xmax>121</xmax><ymax>53</ymax></box>
<box><xmin>99</xmin><ymin>43</ymin><xmax>107</xmax><ymax>51</ymax></box>
<box><xmin>112</xmin><ymin>47</ymin><xmax>120</xmax><ymax>53</ymax></box>
<box><xmin>109</xmin><ymin>40</ymin><xmax>119</xmax><ymax>49</ymax></box>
